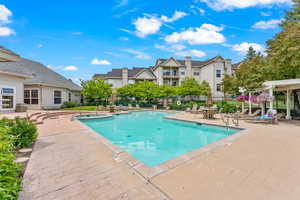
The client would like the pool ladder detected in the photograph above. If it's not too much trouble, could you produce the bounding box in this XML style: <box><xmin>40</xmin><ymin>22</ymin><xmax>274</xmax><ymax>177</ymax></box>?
<box><xmin>221</xmin><ymin>113</ymin><xmax>239</xmax><ymax>128</ymax></box>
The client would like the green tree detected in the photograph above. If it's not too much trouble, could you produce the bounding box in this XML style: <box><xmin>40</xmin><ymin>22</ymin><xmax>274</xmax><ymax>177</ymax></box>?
<box><xmin>266</xmin><ymin>0</ymin><xmax>300</xmax><ymax>109</ymax></box>
<box><xmin>222</xmin><ymin>74</ymin><xmax>239</xmax><ymax>95</ymax></box>
<box><xmin>133</xmin><ymin>81</ymin><xmax>160</xmax><ymax>102</ymax></box>
<box><xmin>159</xmin><ymin>84</ymin><xmax>178</xmax><ymax>98</ymax></box>
<box><xmin>235</xmin><ymin>56</ymin><xmax>269</xmax><ymax>92</ymax></box>
<box><xmin>245</xmin><ymin>46</ymin><xmax>257</xmax><ymax>61</ymax></box>
<box><xmin>179</xmin><ymin>77</ymin><xmax>210</xmax><ymax>97</ymax></box>
<box><xmin>81</xmin><ymin>78</ymin><xmax>112</xmax><ymax>104</ymax></box>
<box><xmin>116</xmin><ymin>84</ymin><xmax>135</xmax><ymax>99</ymax></box>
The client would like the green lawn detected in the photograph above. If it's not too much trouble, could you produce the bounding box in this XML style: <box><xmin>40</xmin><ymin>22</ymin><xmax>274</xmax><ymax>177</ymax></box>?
<box><xmin>62</xmin><ymin>106</ymin><xmax>97</xmax><ymax>111</ymax></box>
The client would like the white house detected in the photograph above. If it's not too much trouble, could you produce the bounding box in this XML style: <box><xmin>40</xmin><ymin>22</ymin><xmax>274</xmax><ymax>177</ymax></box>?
<box><xmin>94</xmin><ymin>56</ymin><xmax>234</xmax><ymax>100</ymax></box>
<box><xmin>0</xmin><ymin>46</ymin><xmax>82</xmax><ymax>112</ymax></box>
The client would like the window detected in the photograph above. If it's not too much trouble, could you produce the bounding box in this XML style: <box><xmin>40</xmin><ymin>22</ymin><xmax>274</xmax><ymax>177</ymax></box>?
<box><xmin>216</xmin><ymin>84</ymin><xmax>222</xmax><ymax>92</ymax></box>
<box><xmin>193</xmin><ymin>72</ymin><xmax>200</xmax><ymax>76</ymax></box>
<box><xmin>2</xmin><ymin>88</ymin><xmax>14</xmax><ymax>94</ymax></box>
<box><xmin>2</xmin><ymin>96</ymin><xmax>13</xmax><ymax>109</ymax></box>
<box><xmin>216</xmin><ymin>70</ymin><xmax>222</xmax><ymax>78</ymax></box>
<box><xmin>24</xmin><ymin>89</ymin><xmax>39</xmax><ymax>104</ymax></box>
<box><xmin>181</xmin><ymin>71</ymin><xmax>185</xmax><ymax>75</ymax></box>
<box><xmin>68</xmin><ymin>92</ymin><xmax>71</xmax><ymax>101</ymax></box>
<box><xmin>172</xmin><ymin>81</ymin><xmax>178</xmax><ymax>86</ymax></box>
<box><xmin>54</xmin><ymin>91</ymin><xmax>62</xmax><ymax>104</ymax></box>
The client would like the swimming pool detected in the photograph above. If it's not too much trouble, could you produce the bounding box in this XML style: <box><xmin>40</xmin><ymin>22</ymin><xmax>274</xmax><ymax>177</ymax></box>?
<box><xmin>81</xmin><ymin>111</ymin><xmax>239</xmax><ymax>167</ymax></box>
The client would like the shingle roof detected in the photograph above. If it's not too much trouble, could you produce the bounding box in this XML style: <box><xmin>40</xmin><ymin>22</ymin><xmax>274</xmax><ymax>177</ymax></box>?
<box><xmin>94</xmin><ymin>67</ymin><xmax>153</xmax><ymax>79</ymax></box>
<box><xmin>156</xmin><ymin>56</ymin><xmax>221</xmax><ymax>68</ymax></box>
<box><xmin>0</xmin><ymin>58</ymin><xmax>81</xmax><ymax>91</ymax></box>
<box><xmin>0</xmin><ymin>46</ymin><xmax>20</xmax><ymax>57</ymax></box>
<box><xmin>232</xmin><ymin>61</ymin><xmax>243</xmax><ymax>70</ymax></box>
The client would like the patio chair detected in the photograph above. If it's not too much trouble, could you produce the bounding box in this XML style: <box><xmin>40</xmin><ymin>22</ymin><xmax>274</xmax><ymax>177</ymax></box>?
<box><xmin>152</xmin><ymin>105</ymin><xmax>157</xmax><ymax>110</ymax></box>
<box><xmin>135</xmin><ymin>104</ymin><xmax>140</xmax><ymax>109</ymax></box>
<box><xmin>191</xmin><ymin>104</ymin><xmax>198</xmax><ymax>114</ymax></box>
<box><xmin>240</xmin><ymin>108</ymin><xmax>249</xmax><ymax>115</ymax></box>
<box><xmin>128</xmin><ymin>104</ymin><xmax>133</xmax><ymax>110</ymax></box>
<box><xmin>186</xmin><ymin>107</ymin><xmax>191</xmax><ymax>112</ymax></box>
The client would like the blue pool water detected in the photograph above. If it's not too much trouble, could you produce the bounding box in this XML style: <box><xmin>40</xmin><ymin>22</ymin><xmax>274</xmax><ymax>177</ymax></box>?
<box><xmin>81</xmin><ymin>111</ymin><xmax>238</xmax><ymax>167</ymax></box>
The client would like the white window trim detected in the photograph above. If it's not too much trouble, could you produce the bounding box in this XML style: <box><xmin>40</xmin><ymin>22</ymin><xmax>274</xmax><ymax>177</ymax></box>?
<box><xmin>54</xmin><ymin>90</ymin><xmax>62</xmax><ymax>105</ymax></box>
<box><xmin>24</xmin><ymin>88</ymin><xmax>40</xmax><ymax>105</ymax></box>
<box><xmin>0</xmin><ymin>85</ymin><xmax>16</xmax><ymax>111</ymax></box>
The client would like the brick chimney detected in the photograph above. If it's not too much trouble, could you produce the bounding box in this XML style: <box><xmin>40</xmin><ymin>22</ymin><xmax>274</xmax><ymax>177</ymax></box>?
<box><xmin>185</xmin><ymin>56</ymin><xmax>192</xmax><ymax>77</ymax></box>
<box><xmin>122</xmin><ymin>67</ymin><xmax>128</xmax><ymax>86</ymax></box>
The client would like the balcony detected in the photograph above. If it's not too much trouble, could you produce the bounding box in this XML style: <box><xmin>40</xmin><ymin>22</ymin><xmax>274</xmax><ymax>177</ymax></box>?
<box><xmin>162</xmin><ymin>72</ymin><xmax>179</xmax><ymax>79</ymax></box>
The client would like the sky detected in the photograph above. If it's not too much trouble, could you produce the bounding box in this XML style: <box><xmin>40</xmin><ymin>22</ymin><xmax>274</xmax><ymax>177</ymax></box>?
<box><xmin>0</xmin><ymin>0</ymin><xmax>292</xmax><ymax>83</ymax></box>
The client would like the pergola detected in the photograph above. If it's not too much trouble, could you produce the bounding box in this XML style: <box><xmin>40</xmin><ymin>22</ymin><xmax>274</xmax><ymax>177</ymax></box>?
<box><xmin>263</xmin><ymin>79</ymin><xmax>300</xmax><ymax>120</ymax></box>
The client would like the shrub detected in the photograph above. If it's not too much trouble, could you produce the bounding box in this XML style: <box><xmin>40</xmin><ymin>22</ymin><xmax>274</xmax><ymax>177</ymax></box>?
<box><xmin>217</xmin><ymin>101</ymin><xmax>237</xmax><ymax>113</ymax></box>
<box><xmin>0</xmin><ymin>127</ymin><xmax>22</xmax><ymax>200</ymax></box>
<box><xmin>60</xmin><ymin>101</ymin><xmax>80</xmax><ymax>109</ymax></box>
<box><xmin>0</xmin><ymin>118</ymin><xmax>37</xmax><ymax>149</ymax></box>
<box><xmin>9</xmin><ymin>118</ymin><xmax>37</xmax><ymax>148</ymax></box>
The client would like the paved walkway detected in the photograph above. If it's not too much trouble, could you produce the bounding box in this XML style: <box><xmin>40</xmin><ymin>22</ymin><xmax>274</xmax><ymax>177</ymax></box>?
<box><xmin>17</xmin><ymin>112</ymin><xmax>300</xmax><ymax>200</ymax></box>
<box><xmin>19</xmin><ymin>115</ymin><xmax>168</xmax><ymax>200</ymax></box>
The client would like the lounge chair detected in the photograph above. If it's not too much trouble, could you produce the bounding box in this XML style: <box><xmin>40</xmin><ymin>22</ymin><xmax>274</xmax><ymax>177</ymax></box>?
<box><xmin>186</xmin><ymin>107</ymin><xmax>191</xmax><ymax>112</ymax></box>
<box><xmin>136</xmin><ymin>104</ymin><xmax>140</xmax><ymax>109</ymax></box>
<box><xmin>152</xmin><ymin>105</ymin><xmax>157</xmax><ymax>110</ymax></box>
<box><xmin>246</xmin><ymin>109</ymin><xmax>278</xmax><ymax>124</ymax></box>
<box><xmin>241</xmin><ymin>109</ymin><xmax>261</xmax><ymax>119</ymax></box>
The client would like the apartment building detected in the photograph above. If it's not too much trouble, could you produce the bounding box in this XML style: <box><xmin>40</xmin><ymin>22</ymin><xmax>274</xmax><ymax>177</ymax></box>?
<box><xmin>93</xmin><ymin>56</ymin><xmax>233</xmax><ymax>99</ymax></box>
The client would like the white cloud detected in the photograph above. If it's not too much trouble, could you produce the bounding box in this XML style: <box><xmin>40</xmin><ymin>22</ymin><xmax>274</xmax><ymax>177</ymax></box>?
<box><xmin>37</xmin><ymin>44</ymin><xmax>43</xmax><ymax>48</ymax></box>
<box><xmin>172</xmin><ymin>44</ymin><xmax>186</xmax><ymax>51</ymax></box>
<box><xmin>133</xmin><ymin>16</ymin><xmax>162</xmax><ymax>38</ymax></box>
<box><xmin>123</xmin><ymin>49</ymin><xmax>151</xmax><ymax>59</ymax></box>
<box><xmin>260</xmin><ymin>11</ymin><xmax>272</xmax><ymax>16</ymax></box>
<box><xmin>232</xmin><ymin>42</ymin><xmax>265</xmax><ymax>55</ymax></box>
<box><xmin>91</xmin><ymin>58</ymin><xmax>111</xmax><ymax>65</ymax></box>
<box><xmin>133</xmin><ymin>11</ymin><xmax>187</xmax><ymax>38</ymax></box>
<box><xmin>0</xmin><ymin>26</ymin><xmax>15</xmax><ymax>36</ymax></box>
<box><xmin>161</xmin><ymin>11</ymin><xmax>187</xmax><ymax>23</ymax></box>
<box><xmin>119</xmin><ymin>36</ymin><xmax>129</xmax><ymax>41</ymax></box>
<box><xmin>190</xmin><ymin>5</ymin><xmax>206</xmax><ymax>16</ymax></box>
<box><xmin>199</xmin><ymin>0</ymin><xmax>291</xmax><ymax>11</ymax></box>
<box><xmin>252</xmin><ymin>19</ymin><xmax>281</xmax><ymax>29</ymax></box>
<box><xmin>154</xmin><ymin>43</ymin><xmax>205</xmax><ymax>58</ymax></box>
<box><xmin>0</xmin><ymin>5</ymin><xmax>12</xmax><ymax>24</ymax></box>
<box><xmin>165</xmin><ymin>23</ymin><xmax>225</xmax><ymax>45</ymax></box>
<box><xmin>0</xmin><ymin>5</ymin><xmax>15</xmax><ymax>37</ymax></box>
<box><xmin>64</xmin><ymin>65</ymin><xmax>78</xmax><ymax>71</ymax></box>
<box><xmin>175</xmin><ymin>50</ymin><xmax>206</xmax><ymax>58</ymax></box>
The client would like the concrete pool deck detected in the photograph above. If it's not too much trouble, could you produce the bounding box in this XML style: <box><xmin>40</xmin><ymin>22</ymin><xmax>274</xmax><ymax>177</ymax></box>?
<box><xmin>10</xmin><ymin>111</ymin><xmax>300</xmax><ymax>200</ymax></box>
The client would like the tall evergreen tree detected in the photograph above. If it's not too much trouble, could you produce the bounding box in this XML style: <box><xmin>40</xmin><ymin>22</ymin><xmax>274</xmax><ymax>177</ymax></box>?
<box><xmin>266</xmin><ymin>0</ymin><xmax>300</xmax><ymax>110</ymax></box>
<box><xmin>245</xmin><ymin>46</ymin><xmax>257</xmax><ymax>61</ymax></box>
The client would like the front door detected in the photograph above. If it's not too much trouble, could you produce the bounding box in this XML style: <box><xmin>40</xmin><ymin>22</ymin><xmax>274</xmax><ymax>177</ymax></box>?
<box><xmin>0</xmin><ymin>87</ymin><xmax>16</xmax><ymax>111</ymax></box>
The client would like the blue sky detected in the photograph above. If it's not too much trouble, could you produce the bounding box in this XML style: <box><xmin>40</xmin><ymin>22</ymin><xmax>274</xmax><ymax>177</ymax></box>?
<box><xmin>0</xmin><ymin>0</ymin><xmax>292</xmax><ymax>83</ymax></box>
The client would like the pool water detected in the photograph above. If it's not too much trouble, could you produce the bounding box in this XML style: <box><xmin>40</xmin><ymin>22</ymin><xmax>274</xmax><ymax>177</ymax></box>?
<box><xmin>81</xmin><ymin>111</ymin><xmax>238</xmax><ymax>167</ymax></box>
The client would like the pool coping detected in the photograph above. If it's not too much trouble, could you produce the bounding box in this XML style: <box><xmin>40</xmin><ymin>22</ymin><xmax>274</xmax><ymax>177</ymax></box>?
<box><xmin>76</xmin><ymin>111</ymin><xmax>250</xmax><ymax>181</ymax></box>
